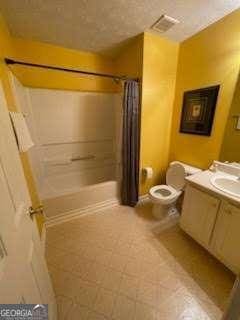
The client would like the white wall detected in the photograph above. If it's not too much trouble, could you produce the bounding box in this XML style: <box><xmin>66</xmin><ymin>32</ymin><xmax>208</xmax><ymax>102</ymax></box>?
<box><xmin>11</xmin><ymin>76</ymin><xmax>121</xmax><ymax>200</ymax></box>
<box><xmin>30</xmin><ymin>89</ymin><xmax>116</xmax><ymax>144</ymax></box>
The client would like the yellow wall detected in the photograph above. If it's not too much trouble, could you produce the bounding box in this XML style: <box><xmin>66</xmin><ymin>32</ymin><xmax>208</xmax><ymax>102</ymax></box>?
<box><xmin>220</xmin><ymin>72</ymin><xmax>240</xmax><ymax>162</ymax></box>
<box><xmin>9</xmin><ymin>37</ymin><xmax>118</xmax><ymax>92</ymax></box>
<box><xmin>140</xmin><ymin>33</ymin><xmax>179</xmax><ymax>194</ymax></box>
<box><xmin>115</xmin><ymin>35</ymin><xmax>143</xmax><ymax>79</ymax></box>
<box><xmin>170</xmin><ymin>9</ymin><xmax>240</xmax><ymax>169</ymax></box>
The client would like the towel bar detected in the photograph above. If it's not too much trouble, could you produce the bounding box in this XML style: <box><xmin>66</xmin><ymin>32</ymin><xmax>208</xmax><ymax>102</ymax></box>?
<box><xmin>41</xmin><ymin>139</ymin><xmax>113</xmax><ymax>146</ymax></box>
<box><xmin>71</xmin><ymin>155</ymin><xmax>95</xmax><ymax>161</ymax></box>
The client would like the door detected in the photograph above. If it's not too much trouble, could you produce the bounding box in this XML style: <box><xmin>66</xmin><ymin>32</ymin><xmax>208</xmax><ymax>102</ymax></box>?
<box><xmin>212</xmin><ymin>201</ymin><xmax>240</xmax><ymax>273</ymax></box>
<box><xmin>0</xmin><ymin>82</ymin><xmax>57</xmax><ymax>318</ymax></box>
<box><xmin>180</xmin><ymin>185</ymin><xmax>220</xmax><ymax>246</ymax></box>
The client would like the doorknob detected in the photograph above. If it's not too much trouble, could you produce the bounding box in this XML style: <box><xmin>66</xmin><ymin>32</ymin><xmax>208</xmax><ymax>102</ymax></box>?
<box><xmin>28</xmin><ymin>205</ymin><xmax>44</xmax><ymax>218</ymax></box>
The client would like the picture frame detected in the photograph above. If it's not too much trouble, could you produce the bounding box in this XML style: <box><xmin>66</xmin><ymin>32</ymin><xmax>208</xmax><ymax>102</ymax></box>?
<box><xmin>180</xmin><ymin>85</ymin><xmax>220</xmax><ymax>136</ymax></box>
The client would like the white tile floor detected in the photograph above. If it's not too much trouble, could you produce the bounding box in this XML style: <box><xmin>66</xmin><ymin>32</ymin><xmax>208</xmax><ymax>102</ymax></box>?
<box><xmin>46</xmin><ymin>201</ymin><xmax>235</xmax><ymax>320</ymax></box>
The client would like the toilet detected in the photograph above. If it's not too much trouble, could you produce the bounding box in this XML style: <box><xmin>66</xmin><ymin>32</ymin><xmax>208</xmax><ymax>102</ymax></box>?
<box><xmin>149</xmin><ymin>161</ymin><xmax>201</xmax><ymax>219</ymax></box>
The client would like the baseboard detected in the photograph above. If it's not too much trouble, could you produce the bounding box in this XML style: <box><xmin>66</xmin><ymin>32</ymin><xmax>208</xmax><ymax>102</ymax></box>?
<box><xmin>45</xmin><ymin>198</ymin><xmax>120</xmax><ymax>228</ymax></box>
<box><xmin>138</xmin><ymin>194</ymin><xmax>149</xmax><ymax>203</ymax></box>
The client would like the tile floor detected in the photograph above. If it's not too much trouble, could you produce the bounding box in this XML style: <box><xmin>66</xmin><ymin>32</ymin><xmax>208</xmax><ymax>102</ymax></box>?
<box><xmin>46</xmin><ymin>201</ymin><xmax>235</xmax><ymax>320</ymax></box>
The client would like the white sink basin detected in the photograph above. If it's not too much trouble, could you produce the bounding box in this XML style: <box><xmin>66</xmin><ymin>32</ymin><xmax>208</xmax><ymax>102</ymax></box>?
<box><xmin>211</xmin><ymin>175</ymin><xmax>240</xmax><ymax>197</ymax></box>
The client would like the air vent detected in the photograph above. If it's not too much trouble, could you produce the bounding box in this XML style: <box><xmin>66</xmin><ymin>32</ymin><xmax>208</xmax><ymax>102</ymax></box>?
<box><xmin>152</xmin><ymin>15</ymin><xmax>179</xmax><ymax>33</ymax></box>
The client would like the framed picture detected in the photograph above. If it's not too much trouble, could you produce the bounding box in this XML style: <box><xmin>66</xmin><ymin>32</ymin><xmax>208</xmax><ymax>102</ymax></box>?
<box><xmin>180</xmin><ymin>85</ymin><xmax>220</xmax><ymax>136</ymax></box>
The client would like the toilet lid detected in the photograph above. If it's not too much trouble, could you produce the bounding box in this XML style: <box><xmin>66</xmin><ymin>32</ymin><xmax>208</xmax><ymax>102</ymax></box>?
<box><xmin>166</xmin><ymin>163</ymin><xmax>185</xmax><ymax>191</ymax></box>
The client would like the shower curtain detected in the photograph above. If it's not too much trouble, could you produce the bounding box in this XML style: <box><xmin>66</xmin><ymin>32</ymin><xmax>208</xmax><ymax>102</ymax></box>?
<box><xmin>121</xmin><ymin>80</ymin><xmax>140</xmax><ymax>207</ymax></box>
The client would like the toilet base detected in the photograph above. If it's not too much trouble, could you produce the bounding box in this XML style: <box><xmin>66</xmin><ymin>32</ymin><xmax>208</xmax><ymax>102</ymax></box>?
<box><xmin>152</xmin><ymin>202</ymin><xmax>178</xmax><ymax>220</ymax></box>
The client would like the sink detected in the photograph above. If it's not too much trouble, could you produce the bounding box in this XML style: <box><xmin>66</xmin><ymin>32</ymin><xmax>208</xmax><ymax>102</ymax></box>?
<box><xmin>211</xmin><ymin>175</ymin><xmax>240</xmax><ymax>197</ymax></box>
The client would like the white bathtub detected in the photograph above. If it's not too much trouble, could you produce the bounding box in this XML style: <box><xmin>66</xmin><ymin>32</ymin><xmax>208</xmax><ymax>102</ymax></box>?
<box><xmin>40</xmin><ymin>162</ymin><xmax>117</xmax><ymax>199</ymax></box>
<box><xmin>15</xmin><ymin>86</ymin><xmax>123</xmax><ymax>222</ymax></box>
<box><xmin>43</xmin><ymin>180</ymin><xmax>120</xmax><ymax>220</ymax></box>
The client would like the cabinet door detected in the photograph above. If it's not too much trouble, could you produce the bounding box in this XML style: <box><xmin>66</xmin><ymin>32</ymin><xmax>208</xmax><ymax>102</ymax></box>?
<box><xmin>212</xmin><ymin>202</ymin><xmax>240</xmax><ymax>273</ymax></box>
<box><xmin>180</xmin><ymin>185</ymin><xmax>220</xmax><ymax>246</ymax></box>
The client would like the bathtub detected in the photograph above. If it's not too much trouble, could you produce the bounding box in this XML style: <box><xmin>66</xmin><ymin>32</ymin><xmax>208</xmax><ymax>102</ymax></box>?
<box><xmin>15</xmin><ymin>86</ymin><xmax>123</xmax><ymax>223</ymax></box>
<box><xmin>43</xmin><ymin>180</ymin><xmax>120</xmax><ymax>223</ymax></box>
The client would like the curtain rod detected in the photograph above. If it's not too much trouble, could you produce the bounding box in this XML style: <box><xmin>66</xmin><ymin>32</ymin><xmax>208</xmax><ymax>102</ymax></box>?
<box><xmin>5</xmin><ymin>58</ymin><xmax>139</xmax><ymax>82</ymax></box>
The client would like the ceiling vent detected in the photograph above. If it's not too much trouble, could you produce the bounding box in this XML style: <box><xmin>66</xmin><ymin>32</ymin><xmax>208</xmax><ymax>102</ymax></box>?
<box><xmin>151</xmin><ymin>15</ymin><xmax>179</xmax><ymax>33</ymax></box>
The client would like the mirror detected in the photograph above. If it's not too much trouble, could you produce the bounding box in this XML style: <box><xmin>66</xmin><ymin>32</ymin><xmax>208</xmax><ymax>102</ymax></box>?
<box><xmin>220</xmin><ymin>74</ymin><xmax>240</xmax><ymax>163</ymax></box>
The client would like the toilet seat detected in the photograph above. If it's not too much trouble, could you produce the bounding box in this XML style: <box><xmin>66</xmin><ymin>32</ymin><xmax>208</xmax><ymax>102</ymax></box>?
<box><xmin>149</xmin><ymin>185</ymin><xmax>182</xmax><ymax>205</ymax></box>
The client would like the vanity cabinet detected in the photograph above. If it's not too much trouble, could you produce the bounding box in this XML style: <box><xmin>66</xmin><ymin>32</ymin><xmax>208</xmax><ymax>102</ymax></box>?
<box><xmin>180</xmin><ymin>185</ymin><xmax>220</xmax><ymax>247</ymax></box>
<box><xmin>212</xmin><ymin>202</ymin><xmax>240</xmax><ymax>272</ymax></box>
<box><xmin>180</xmin><ymin>184</ymin><xmax>240</xmax><ymax>273</ymax></box>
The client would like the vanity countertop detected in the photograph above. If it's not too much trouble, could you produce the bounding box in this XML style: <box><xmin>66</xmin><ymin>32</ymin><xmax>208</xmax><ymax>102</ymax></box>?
<box><xmin>185</xmin><ymin>170</ymin><xmax>240</xmax><ymax>206</ymax></box>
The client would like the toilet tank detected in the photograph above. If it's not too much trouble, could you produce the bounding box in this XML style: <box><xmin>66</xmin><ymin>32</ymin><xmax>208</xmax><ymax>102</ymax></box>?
<box><xmin>166</xmin><ymin>161</ymin><xmax>202</xmax><ymax>191</ymax></box>
<box><xmin>169</xmin><ymin>161</ymin><xmax>202</xmax><ymax>176</ymax></box>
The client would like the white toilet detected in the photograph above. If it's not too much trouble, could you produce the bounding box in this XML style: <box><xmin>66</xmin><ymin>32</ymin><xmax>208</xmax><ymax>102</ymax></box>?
<box><xmin>149</xmin><ymin>161</ymin><xmax>201</xmax><ymax>219</ymax></box>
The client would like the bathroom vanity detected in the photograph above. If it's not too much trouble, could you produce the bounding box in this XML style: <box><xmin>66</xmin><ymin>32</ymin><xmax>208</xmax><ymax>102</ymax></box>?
<box><xmin>180</xmin><ymin>164</ymin><xmax>240</xmax><ymax>274</ymax></box>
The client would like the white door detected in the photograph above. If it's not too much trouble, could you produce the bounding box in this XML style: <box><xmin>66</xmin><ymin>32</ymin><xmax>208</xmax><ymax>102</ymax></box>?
<box><xmin>180</xmin><ymin>185</ymin><xmax>220</xmax><ymax>246</ymax></box>
<box><xmin>0</xmin><ymin>82</ymin><xmax>57</xmax><ymax>318</ymax></box>
<box><xmin>212</xmin><ymin>201</ymin><xmax>240</xmax><ymax>273</ymax></box>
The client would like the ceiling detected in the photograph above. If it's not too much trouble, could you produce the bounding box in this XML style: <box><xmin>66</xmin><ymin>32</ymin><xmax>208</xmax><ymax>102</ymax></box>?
<box><xmin>0</xmin><ymin>0</ymin><xmax>240</xmax><ymax>57</ymax></box>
